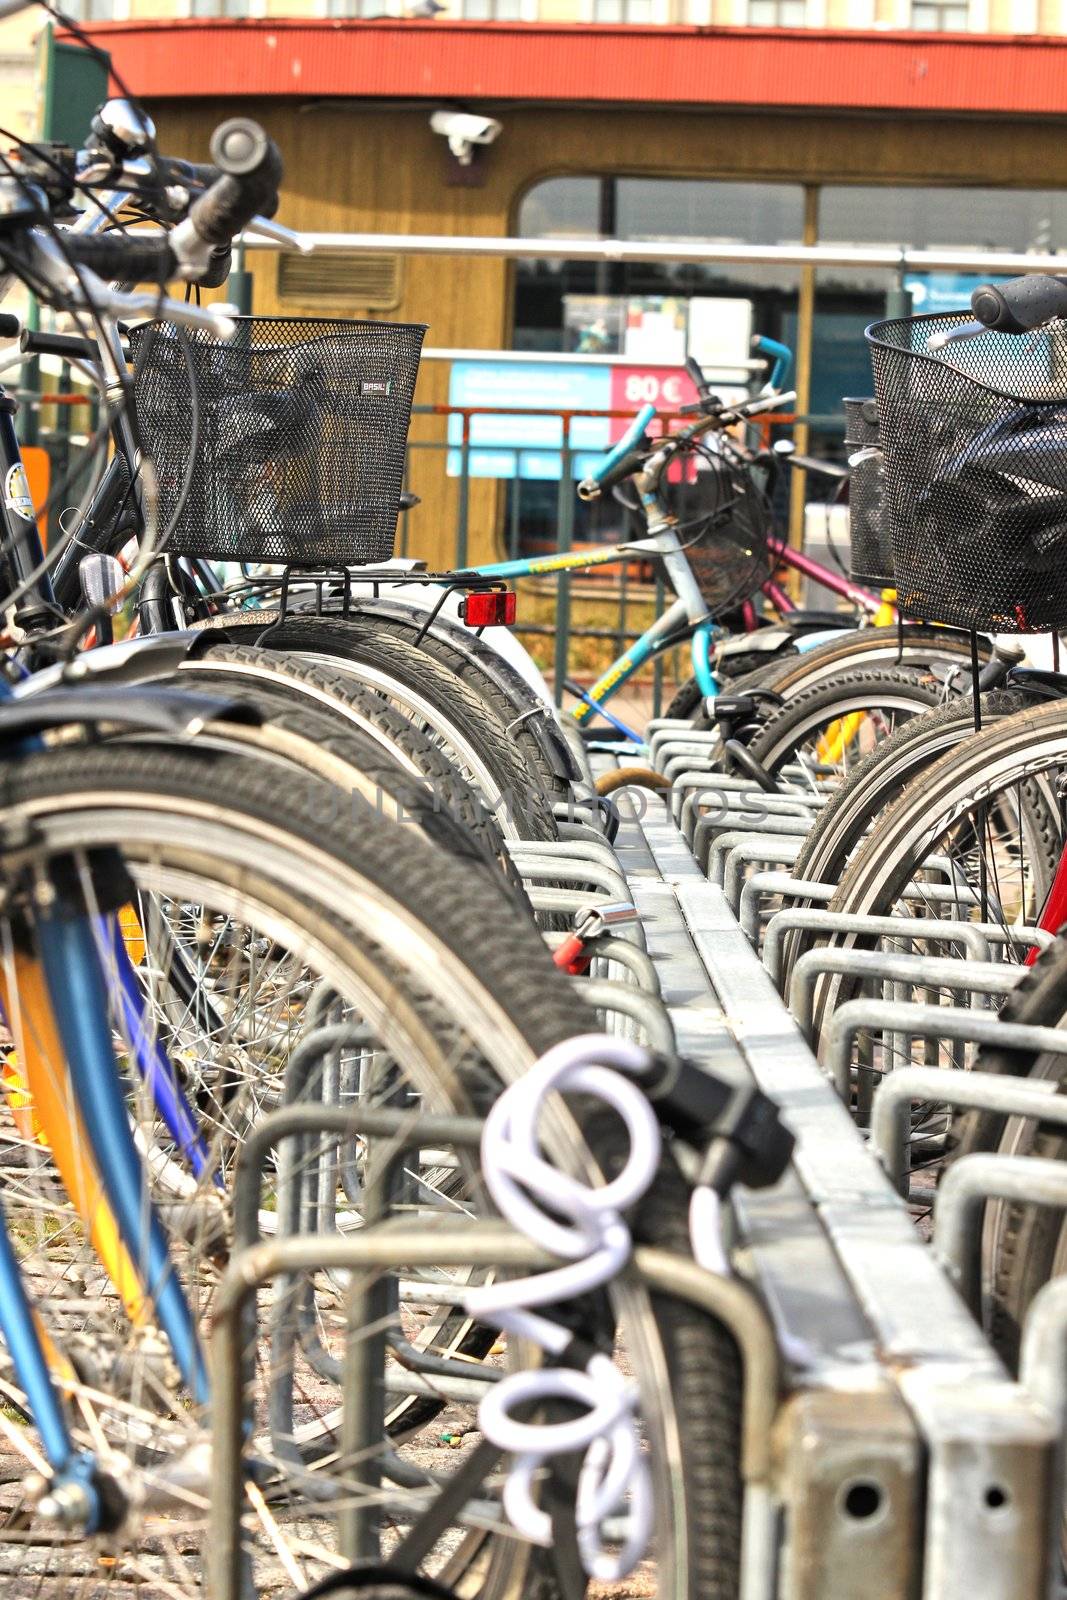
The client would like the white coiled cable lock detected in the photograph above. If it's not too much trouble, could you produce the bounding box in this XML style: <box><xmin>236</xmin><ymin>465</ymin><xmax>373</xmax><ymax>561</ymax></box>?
<box><xmin>464</xmin><ymin>1033</ymin><xmax>661</xmax><ymax>1582</ymax></box>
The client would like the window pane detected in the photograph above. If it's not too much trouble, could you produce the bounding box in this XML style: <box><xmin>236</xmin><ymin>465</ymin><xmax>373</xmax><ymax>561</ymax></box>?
<box><xmin>495</xmin><ymin>0</ymin><xmax>523</xmax><ymax>16</ymax></box>
<box><xmin>593</xmin><ymin>0</ymin><xmax>623</xmax><ymax>17</ymax></box>
<box><xmin>625</xmin><ymin>0</ymin><xmax>654</xmax><ymax>17</ymax></box>
<box><xmin>781</xmin><ymin>0</ymin><xmax>807</xmax><ymax>21</ymax></box>
<box><xmin>748</xmin><ymin>0</ymin><xmax>776</xmax><ymax>20</ymax></box>
<box><xmin>514</xmin><ymin>175</ymin><xmax>805</xmax><ymax>365</ymax></box>
<box><xmin>615</xmin><ymin>176</ymin><xmax>804</xmax><ymax>247</ymax></box>
<box><xmin>816</xmin><ymin>182</ymin><xmax>1067</xmax><ymax>363</ymax></box>
<box><xmin>820</xmin><ymin>183</ymin><xmax>1067</xmax><ymax>257</ymax></box>
<box><xmin>517</xmin><ymin>177</ymin><xmax>601</xmax><ymax>237</ymax></box>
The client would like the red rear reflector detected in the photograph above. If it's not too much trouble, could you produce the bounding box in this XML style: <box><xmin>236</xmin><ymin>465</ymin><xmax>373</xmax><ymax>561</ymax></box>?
<box><xmin>461</xmin><ymin>590</ymin><xmax>516</xmax><ymax>627</ymax></box>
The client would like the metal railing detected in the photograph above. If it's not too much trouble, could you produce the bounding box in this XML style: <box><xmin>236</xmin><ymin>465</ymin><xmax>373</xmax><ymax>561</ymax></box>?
<box><xmin>244</xmin><ymin>229</ymin><xmax>1067</xmax><ymax>279</ymax></box>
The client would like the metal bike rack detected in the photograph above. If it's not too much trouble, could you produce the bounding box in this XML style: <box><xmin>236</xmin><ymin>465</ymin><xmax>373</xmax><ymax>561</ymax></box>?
<box><xmin>788</xmin><ymin>948</ymin><xmax>1022</xmax><ymax>1039</ymax></box>
<box><xmin>934</xmin><ymin>1153</ymin><xmax>1067</xmax><ymax>1312</ymax></box>
<box><xmin>737</xmin><ymin>870</ymin><xmax>1004</xmax><ymax>949</ymax></box>
<box><xmin>210</xmin><ymin>1095</ymin><xmax>780</xmax><ymax>1600</ymax></box>
<box><xmin>718</xmin><ymin>837</ymin><xmax>803</xmax><ymax>903</ymax></box>
<box><xmin>762</xmin><ymin>910</ymin><xmax>1052</xmax><ymax>993</ymax></box>
<box><xmin>826</xmin><ymin>1001</ymin><xmax>1067</xmax><ymax>1099</ymax></box>
<box><xmin>591</xmin><ymin>754</ymin><xmax>1061</xmax><ymax>1600</ymax></box>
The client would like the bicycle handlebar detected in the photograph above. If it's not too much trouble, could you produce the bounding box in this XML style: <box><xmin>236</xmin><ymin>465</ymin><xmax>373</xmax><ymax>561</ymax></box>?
<box><xmin>185</xmin><ymin>119</ymin><xmax>282</xmax><ymax>246</ymax></box>
<box><xmin>685</xmin><ymin>355</ymin><xmax>707</xmax><ymax>391</ymax></box>
<box><xmin>61</xmin><ymin>231</ymin><xmax>178</xmax><ymax>283</ymax></box>
<box><xmin>579</xmin><ymin>401</ymin><xmax>657</xmax><ymax>497</ymax></box>
<box><xmin>163</xmin><ymin>156</ymin><xmax>223</xmax><ymax>192</ymax></box>
<box><xmin>752</xmin><ymin>334</ymin><xmax>793</xmax><ymax>390</ymax></box>
<box><xmin>970</xmin><ymin>274</ymin><xmax>1067</xmax><ymax>334</ymax></box>
<box><xmin>58</xmin><ymin>119</ymin><xmax>281</xmax><ymax>288</ymax></box>
<box><xmin>19</xmin><ymin>327</ymin><xmax>106</xmax><ymax>361</ymax></box>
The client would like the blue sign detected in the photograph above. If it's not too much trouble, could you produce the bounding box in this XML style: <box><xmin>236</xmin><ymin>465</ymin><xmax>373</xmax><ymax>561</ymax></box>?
<box><xmin>447</xmin><ymin>360</ymin><xmax>612</xmax><ymax>480</ymax></box>
<box><xmin>903</xmin><ymin>272</ymin><xmax>1006</xmax><ymax>317</ymax></box>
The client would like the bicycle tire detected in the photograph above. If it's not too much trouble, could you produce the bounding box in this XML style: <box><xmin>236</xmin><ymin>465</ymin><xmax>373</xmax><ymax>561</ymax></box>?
<box><xmin>742</xmin><ymin>664</ymin><xmax>943</xmax><ymax>777</ymax></box>
<box><xmin>174</xmin><ymin>655</ymin><xmax>524</xmax><ymax>894</ymax></box>
<box><xmin>201</xmin><ymin>616</ymin><xmax>560</xmax><ymax>841</ymax></box>
<box><xmin>670</xmin><ymin>624</ymin><xmax>991</xmax><ymax>730</ymax></box>
<box><xmin>0</xmin><ymin>739</ymin><xmax>740</xmax><ymax>1600</ymax></box>
<box><xmin>947</xmin><ymin>936</ymin><xmax>1067</xmax><ymax>1368</ymax></box>
<box><xmin>809</xmin><ymin>699</ymin><xmax>1065</xmax><ymax>1056</ymax></box>
<box><xmin>317</xmin><ymin>605</ymin><xmax>577</xmax><ymax>803</ymax></box>
<box><xmin>778</xmin><ymin>690</ymin><xmax>1031</xmax><ymax>990</ymax></box>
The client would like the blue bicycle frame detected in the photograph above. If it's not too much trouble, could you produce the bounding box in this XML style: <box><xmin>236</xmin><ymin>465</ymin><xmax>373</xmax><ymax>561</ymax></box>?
<box><xmin>0</xmin><ymin>679</ymin><xmax>212</xmax><ymax>1527</ymax></box>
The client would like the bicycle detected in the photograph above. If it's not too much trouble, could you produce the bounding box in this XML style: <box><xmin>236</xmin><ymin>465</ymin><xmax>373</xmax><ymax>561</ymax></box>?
<box><xmin>0</xmin><ymin>67</ymin><xmax>809</xmax><ymax>1600</ymax></box>
<box><xmin>473</xmin><ymin>353</ymin><xmax>902</xmax><ymax>741</ymax></box>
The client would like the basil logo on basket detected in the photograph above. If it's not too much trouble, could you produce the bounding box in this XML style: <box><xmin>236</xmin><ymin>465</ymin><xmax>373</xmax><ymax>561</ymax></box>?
<box><xmin>4</xmin><ymin>463</ymin><xmax>33</xmax><ymax>523</ymax></box>
<box><xmin>360</xmin><ymin>380</ymin><xmax>392</xmax><ymax>398</ymax></box>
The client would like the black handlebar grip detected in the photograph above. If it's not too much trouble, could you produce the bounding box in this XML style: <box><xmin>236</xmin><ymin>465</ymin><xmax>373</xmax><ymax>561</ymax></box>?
<box><xmin>64</xmin><ymin>232</ymin><xmax>177</xmax><ymax>284</ymax></box>
<box><xmin>19</xmin><ymin>328</ymin><xmax>99</xmax><ymax>360</ymax></box>
<box><xmin>0</xmin><ymin>314</ymin><xmax>19</xmax><ymax>339</ymax></box>
<box><xmin>196</xmin><ymin>244</ymin><xmax>233</xmax><ymax>291</ymax></box>
<box><xmin>187</xmin><ymin>118</ymin><xmax>283</xmax><ymax>247</ymax></box>
<box><xmin>971</xmin><ymin>274</ymin><xmax>1067</xmax><ymax>335</ymax></box>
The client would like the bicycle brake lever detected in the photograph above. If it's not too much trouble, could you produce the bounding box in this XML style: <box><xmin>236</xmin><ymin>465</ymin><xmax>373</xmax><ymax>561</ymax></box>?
<box><xmin>104</xmin><ymin>289</ymin><xmax>239</xmax><ymax>340</ymax></box>
<box><xmin>239</xmin><ymin>216</ymin><xmax>309</xmax><ymax>252</ymax></box>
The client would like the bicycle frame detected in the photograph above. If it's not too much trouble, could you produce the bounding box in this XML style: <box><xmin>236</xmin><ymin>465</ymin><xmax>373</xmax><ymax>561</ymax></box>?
<box><xmin>478</xmin><ymin>515</ymin><xmax>886</xmax><ymax>737</ymax></box>
<box><xmin>0</xmin><ymin>680</ymin><xmax>213</xmax><ymax>1524</ymax></box>
<box><xmin>0</xmin><ymin>897</ymin><xmax>208</xmax><ymax>1527</ymax></box>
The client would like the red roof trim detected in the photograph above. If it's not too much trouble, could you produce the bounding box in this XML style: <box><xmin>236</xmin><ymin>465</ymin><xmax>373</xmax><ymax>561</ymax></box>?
<box><xmin>66</xmin><ymin>19</ymin><xmax>1067</xmax><ymax>117</ymax></box>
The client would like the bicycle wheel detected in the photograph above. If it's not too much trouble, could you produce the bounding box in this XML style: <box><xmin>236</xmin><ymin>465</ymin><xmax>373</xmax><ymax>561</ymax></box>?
<box><xmin>172</xmin><ymin>658</ymin><xmax>524</xmax><ymax>895</ymax></box>
<box><xmin>949</xmin><ymin>935</ymin><xmax>1067</xmax><ymax>1369</ymax></box>
<box><xmin>671</xmin><ymin>624</ymin><xmax>991</xmax><ymax>730</ymax></box>
<box><xmin>777</xmin><ymin>691</ymin><xmax>1032</xmax><ymax>991</ymax></box>
<box><xmin>808</xmin><ymin>699</ymin><xmax>1065</xmax><ymax>1102</ymax></box>
<box><xmin>741</xmin><ymin>665</ymin><xmax>943</xmax><ymax>782</ymax></box>
<box><xmin>197</xmin><ymin>617</ymin><xmax>560</xmax><ymax>842</ymax></box>
<box><xmin>179</xmin><ymin>643</ymin><xmax>512</xmax><ymax>862</ymax></box>
<box><xmin>317</xmin><ymin>607</ymin><xmax>577</xmax><ymax>808</ymax></box>
<box><xmin>0</xmin><ymin>740</ymin><xmax>739</xmax><ymax>1600</ymax></box>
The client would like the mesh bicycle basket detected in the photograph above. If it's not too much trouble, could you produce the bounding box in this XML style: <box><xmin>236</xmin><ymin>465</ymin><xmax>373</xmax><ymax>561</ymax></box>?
<box><xmin>866</xmin><ymin>312</ymin><xmax>1067</xmax><ymax>632</ymax></box>
<box><xmin>128</xmin><ymin>316</ymin><xmax>426</xmax><ymax>565</ymax></box>
<box><xmin>843</xmin><ymin>396</ymin><xmax>892</xmax><ymax>589</ymax></box>
<box><xmin>681</xmin><ymin>448</ymin><xmax>774</xmax><ymax>618</ymax></box>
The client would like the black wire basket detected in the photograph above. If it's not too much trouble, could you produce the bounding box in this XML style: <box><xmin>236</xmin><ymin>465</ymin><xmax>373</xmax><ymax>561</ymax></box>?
<box><xmin>866</xmin><ymin>312</ymin><xmax>1067</xmax><ymax>632</ymax></box>
<box><xmin>843</xmin><ymin>396</ymin><xmax>892</xmax><ymax>589</ymax></box>
<box><xmin>682</xmin><ymin>448</ymin><xmax>774</xmax><ymax>619</ymax></box>
<box><xmin>128</xmin><ymin>316</ymin><xmax>426</xmax><ymax>565</ymax></box>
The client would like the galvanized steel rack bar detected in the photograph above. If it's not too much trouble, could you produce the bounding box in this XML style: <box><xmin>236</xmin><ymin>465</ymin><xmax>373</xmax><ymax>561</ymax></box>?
<box><xmin>591</xmin><ymin>750</ymin><xmax>1060</xmax><ymax>1600</ymax></box>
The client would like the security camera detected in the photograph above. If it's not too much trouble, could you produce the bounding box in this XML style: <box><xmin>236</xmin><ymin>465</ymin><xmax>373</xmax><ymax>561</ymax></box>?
<box><xmin>429</xmin><ymin>110</ymin><xmax>502</xmax><ymax>167</ymax></box>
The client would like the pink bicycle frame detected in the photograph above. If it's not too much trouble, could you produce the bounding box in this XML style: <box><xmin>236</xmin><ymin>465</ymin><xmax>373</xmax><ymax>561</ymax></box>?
<box><xmin>763</xmin><ymin>534</ymin><xmax>885</xmax><ymax>620</ymax></box>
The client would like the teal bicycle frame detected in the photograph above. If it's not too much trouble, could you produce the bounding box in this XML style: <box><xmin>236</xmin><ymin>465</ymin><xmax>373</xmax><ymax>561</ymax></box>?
<box><xmin>478</xmin><ymin>507</ymin><xmax>719</xmax><ymax>741</ymax></box>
